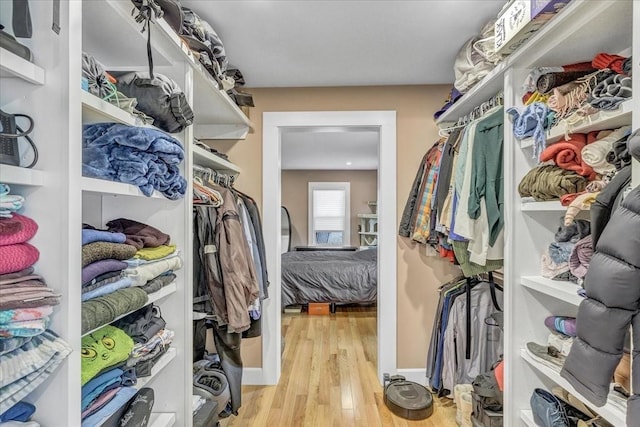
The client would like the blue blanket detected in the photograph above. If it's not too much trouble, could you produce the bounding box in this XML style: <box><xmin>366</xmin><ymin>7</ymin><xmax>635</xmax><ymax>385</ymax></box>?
<box><xmin>82</xmin><ymin>123</ymin><xmax>187</xmax><ymax>200</ymax></box>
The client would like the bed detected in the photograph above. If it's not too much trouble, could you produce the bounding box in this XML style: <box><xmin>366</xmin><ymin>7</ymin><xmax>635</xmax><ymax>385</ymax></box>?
<box><xmin>281</xmin><ymin>248</ymin><xmax>377</xmax><ymax>307</ymax></box>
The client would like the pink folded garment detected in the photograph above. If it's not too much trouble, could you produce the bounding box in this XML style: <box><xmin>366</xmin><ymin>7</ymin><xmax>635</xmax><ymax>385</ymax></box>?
<box><xmin>0</xmin><ymin>243</ymin><xmax>40</xmax><ymax>275</ymax></box>
<box><xmin>0</xmin><ymin>214</ymin><xmax>38</xmax><ymax>246</ymax></box>
<box><xmin>569</xmin><ymin>235</ymin><xmax>593</xmax><ymax>280</ymax></box>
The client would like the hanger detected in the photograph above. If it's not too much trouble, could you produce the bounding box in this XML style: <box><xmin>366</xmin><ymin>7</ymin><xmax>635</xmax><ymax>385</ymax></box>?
<box><xmin>438</xmin><ymin>92</ymin><xmax>504</xmax><ymax>136</ymax></box>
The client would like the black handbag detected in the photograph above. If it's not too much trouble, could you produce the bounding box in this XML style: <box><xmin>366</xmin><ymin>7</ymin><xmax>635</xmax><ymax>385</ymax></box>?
<box><xmin>0</xmin><ymin>109</ymin><xmax>38</xmax><ymax>168</ymax></box>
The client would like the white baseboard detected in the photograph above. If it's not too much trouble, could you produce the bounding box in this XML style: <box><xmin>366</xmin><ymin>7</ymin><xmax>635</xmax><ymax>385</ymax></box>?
<box><xmin>396</xmin><ymin>368</ymin><xmax>427</xmax><ymax>385</ymax></box>
<box><xmin>242</xmin><ymin>368</ymin><xmax>267</xmax><ymax>385</ymax></box>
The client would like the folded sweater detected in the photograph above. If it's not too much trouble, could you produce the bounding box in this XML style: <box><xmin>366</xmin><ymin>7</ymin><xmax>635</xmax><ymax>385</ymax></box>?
<box><xmin>0</xmin><ymin>244</ymin><xmax>39</xmax><ymax>276</ymax></box>
<box><xmin>0</xmin><ymin>214</ymin><xmax>37</xmax><ymax>247</ymax></box>
<box><xmin>82</xmin><ymin>229</ymin><xmax>127</xmax><ymax>246</ymax></box>
<box><xmin>82</xmin><ymin>260</ymin><xmax>128</xmax><ymax>285</ymax></box>
<box><xmin>106</xmin><ymin>218</ymin><xmax>170</xmax><ymax>250</ymax></box>
<box><xmin>134</xmin><ymin>244</ymin><xmax>176</xmax><ymax>261</ymax></box>
<box><xmin>82</xmin><ymin>242</ymin><xmax>137</xmax><ymax>268</ymax></box>
<box><xmin>81</xmin><ymin>287</ymin><xmax>148</xmax><ymax>334</ymax></box>
<box><xmin>81</xmin><ymin>325</ymin><xmax>133</xmax><ymax>386</ymax></box>
<box><xmin>124</xmin><ymin>256</ymin><xmax>183</xmax><ymax>287</ymax></box>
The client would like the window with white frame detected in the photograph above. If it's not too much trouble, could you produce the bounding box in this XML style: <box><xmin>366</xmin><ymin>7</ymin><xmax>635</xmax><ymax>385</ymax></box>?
<box><xmin>308</xmin><ymin>182</ymin><xmax>350</xmax><ymax>246</ymax></box>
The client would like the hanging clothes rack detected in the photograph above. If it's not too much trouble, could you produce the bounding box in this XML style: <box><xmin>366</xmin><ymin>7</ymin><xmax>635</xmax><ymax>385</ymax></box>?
<box><xmin>438</xmin><ymin>92</ymin><xmax>504</xmax><ymax>136</ymax></box>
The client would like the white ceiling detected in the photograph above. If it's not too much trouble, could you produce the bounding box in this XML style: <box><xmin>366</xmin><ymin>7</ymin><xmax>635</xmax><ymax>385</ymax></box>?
<box><xmin>281</xmin><ymin>128</ymin><xmax>379</xmax><ymax>170</ymax></box>
<box><xmin>180</xmin><ymin>1</ymin><xmax>506</xmax><ymax>87</ymax></box>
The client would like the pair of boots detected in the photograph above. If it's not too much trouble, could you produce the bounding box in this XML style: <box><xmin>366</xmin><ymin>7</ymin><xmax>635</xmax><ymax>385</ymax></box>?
<box><xmin>454</xmin><ymin>384</ymin><xmax>473</xmax><ymax>427</ymax></box>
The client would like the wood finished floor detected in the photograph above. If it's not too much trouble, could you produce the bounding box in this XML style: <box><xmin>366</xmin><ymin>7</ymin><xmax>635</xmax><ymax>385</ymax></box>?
<box><xmin>224</xmin><ymin>306</ymin><xmax>457</xmax><ymax>426</ymax></box>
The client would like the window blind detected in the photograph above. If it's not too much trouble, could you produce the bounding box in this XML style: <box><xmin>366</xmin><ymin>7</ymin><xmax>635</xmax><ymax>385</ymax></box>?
<box><xmin>313</xmin><ymin>189</ymin><xmax>345</xmax><ymax>230</ymax></box>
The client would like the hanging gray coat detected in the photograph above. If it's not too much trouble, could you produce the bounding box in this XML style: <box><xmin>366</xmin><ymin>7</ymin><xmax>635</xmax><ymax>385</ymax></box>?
<box><xmin>560</xmin><ymin>129</ymin><xmax>640</xmax><ymax>425</ymax></box>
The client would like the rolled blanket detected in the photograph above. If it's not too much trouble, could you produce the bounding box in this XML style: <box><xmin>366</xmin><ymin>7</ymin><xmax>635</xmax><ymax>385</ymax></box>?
<box><xmin>0</xmin><ymin>330</ymin><xmax>72</xmax><ymax>414</ymax></box>
<box><xmin>82</xmin><ymin>259</ymin><xmax>128</xmax><ymax>285</ymax></box>
<box><xmin>140</xmin><ymin>273</ymin><xmax>176</xmax><ymax>294</ymax></box>
<box><xmin>81</xmin><ymin>287</ymin><xmax>148</xmax><ymax>334</ymax></box>
<box><xmin>81</xmin><ymin>242</ymin><xmax>137</xmax><ymax>267</ymax></box>
<box><xmin>592</xmin><ymin>53</ymin><xmax>627</xmax><ymax>73</ymax></box>
<box><xmin>588</xmin><ymin>74</ymin><xmax>632</xmax><ymax>110</ymax></box>
<box><xmin>536</xmin><ymin>69</ymin><xmax>597</xmax><ymax>94</ymax></box>
<box><xmin>569</xmin><ymin>235</ymin><xmax>593</xmax><ymax>280</ymax></box>
<box><xmin>81</xmin><ymin>277</ymin><xmax>134</xmax><ymax>302</ymax></box>
<box><xmin>0</xmin><ymin>244</ymin><xmax>39</xmax><ymax>276</ymax></box>
<box><xmin>541</xmin><ymin>249</ymin><xmax>570</xmax><ymax>279</ymax></box>
<box><xmin>539</xmin><ymin>132</ymin><xmax>597</xmax><ymax>179</ymax></box>
<box><xmin>518</xmin><ymin>165</ymin><xmax>587</xmax><ymax>201</ymax></box>
<box><xmin>124</xmin><ymin>256</ymin><xmax>183</xmax><ymax>286</ymax></box>
<box><xmin>106</xmin><ymin>218</ymin><xmax>170</xmax><ymax>250</ymax></box>
<box><xmin>582</xmin><ymin>126</ymin><xmax>632</xmax><ymax>174</ymax></box>
<box><xmin>82</xmin><ymin>228</ymin><xmax>126</xmax><ymax>246</ymax></box>
<box><xmin>507</xmin><ymin>102</ymin><xmax>550</xmax><ymax>160</ymax></box>
<box><xmin>549</xmin><ymin>241</ymin><xmax>575</xmax><ymax>264</ymax></box>
<box><xmin>564</xmin><ymin>192</ymin><xmax>599</xmax><ymax>226</ymax></box>
<box><xmin>81</xmin><ymin>325</ymin><xmax>134</xmax><ymax>385</ymax></box>
<box><xmin>555</xmin><ymin>219</ymin><xmax>590</xmax><ymax>243</ymax></box>
<box><xmin>606</xmin><ymin>134</ymin><xmax>632</xmax><ymax>171</ymax></box>
<box><xmin>134</xmin><ymin>244</ymin><xmax>176</xmax><ymax>261</ymax></box>
<box><xmin>82</xmin><ymin>123</ymin><xmax>186</xmax><ymax>199</ymax></box>
<box><xmin>0</xmin><ymin>214</ymin><xmax>37</xmax><ymax>246</ymax></box>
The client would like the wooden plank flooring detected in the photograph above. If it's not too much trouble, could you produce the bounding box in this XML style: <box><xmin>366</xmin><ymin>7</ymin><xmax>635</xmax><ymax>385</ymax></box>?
<box><xmin>224</xmin><ymin>306</ymin><xmax>457</xmax><ymax>426</ymax></box>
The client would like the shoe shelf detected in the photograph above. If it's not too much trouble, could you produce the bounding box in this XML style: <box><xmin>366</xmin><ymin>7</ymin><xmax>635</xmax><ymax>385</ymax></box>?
<box><xmin>82</xmin><ymin>0</ymin><xmax>252</xmax><ymax>140</ymax></box>
<box><xmin>134</xmin><ymin>347</ymin><xmax>177</xmax><ymax>390</ymax></box>
<box><xmin>520</xmin><ymin>276</ymin><xmax>584</xmax><ymax>307</ymax></box>
<box><xmin>436</xmin><ymin>0</ymin><xmax>632</xmax><ymax>125</ymax></box>
<box><xmin>149</xmin><ymin>413</ymin><xmax>176</xmax><ymax>427</ymax></box>
<box><xmin>521</xmin><ymin>349</ymin><xmax>626</xmax><ymax>427</ymax></box>
<box><xmin>192</xmin><ymin>144</ymin><xmax>241</xmax><ymax>174</ymax></box>
<box><xmin>82</xmin><ymin>281</ymin><xmax>178</xmax><ymax>337</ymax></box>
<box><xmin>520</xmin><ymin>99</ymin><xmax>634</xmax><ymax>149</ymax></box>
<box><xmin>0</xmin><ymin>47</ymin><xmax>45</xmax><ymax>85</ymax></box>
<box><xmin>0</xmin><ymin>164</ymin><xmax>45</xmax><ymax>186</ymax></box>
<box><xmin>520</xmin><ymin>410</ymin><xmax>536</xmax><ymax>427</ymax></box>
<box><xmin>520</xmin><ymin>200</ymin><xmax>565</xmax><ymax>212</ymax></box>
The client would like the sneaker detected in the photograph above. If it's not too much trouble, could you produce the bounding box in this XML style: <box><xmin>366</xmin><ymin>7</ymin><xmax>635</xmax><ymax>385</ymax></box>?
<box><xmin>544</xmin><ymin>316</ymin><xmax>577</xmax><ymax>337</ymax></box>
<box><xmin>526</xmin><ymin>342</ymin><xmax>565</xmax><ymax>370</ymax></box>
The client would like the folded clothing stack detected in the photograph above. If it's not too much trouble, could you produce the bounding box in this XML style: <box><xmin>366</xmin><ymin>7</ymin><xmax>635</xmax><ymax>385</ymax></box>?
<box><xmin>0</xmin><ymin>184</ymin><xmax>25</xmax><ymax>219</ymax></box>
<box><xmin>541</xmin><ymin>218</ymin><xmax>591</xmax><ymax>282</ymax></box>
<box><xmin>0</xmin><ymin>213</ymin><xmax>39</xmax><ymax>276</ymax></box>
<box><xmin>82</xmin><ymin>123</ymin><xmax>187</xmax><ymax>199</ymax></box>
<box><xmin>80</xmin><ymin>324</ymin><xmax>158</xmax><ymax>426</ymax></box>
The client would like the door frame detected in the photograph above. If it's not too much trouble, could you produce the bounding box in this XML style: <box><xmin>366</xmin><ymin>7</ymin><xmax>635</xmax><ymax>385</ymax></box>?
<box><xmin>253</xmin><ymin>110</ymin><xmax>397</xmax><ymax>385</ymax></box>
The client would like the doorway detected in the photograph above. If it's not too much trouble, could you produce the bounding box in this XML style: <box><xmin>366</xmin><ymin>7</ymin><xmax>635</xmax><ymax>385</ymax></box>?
<box><xmin>258</xmin><ymin>111</ymin><xmax>397</xmax><ymax>385</ymax></box>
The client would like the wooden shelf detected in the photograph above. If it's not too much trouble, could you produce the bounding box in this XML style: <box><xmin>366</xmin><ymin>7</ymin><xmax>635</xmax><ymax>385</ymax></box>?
<box><xmin>149</xmin><ymin>413</ymin><xmax>176</xmax><ymax>427</ymax></box>
<box><xmin>0</xmin><ymin>47</ymin><xmax>45</xmax><ymax>85</ymax></box>
<box><xmin>437</xmin><ymin>0</ymin><xmax>632</xmax><ymax>124</ymax></box>
<box><xmin>82</xmin><ymin>282</ymin><xmax>177</xmax><ymax>337</ymax></box>
<box><xmin>521</xmin><ymin>349</ymin><xmax>626</xmax><ymax>427</ymax></box>
<box><xmin>520</xmin><ymin>99</ymin><xmax>634</xmax><ymax>149</ymax></box>
<box><xmin>81</xmin><ymin>177</ymin><xmax>168</xmax><ymax>199</ymax></box>
<box><xmin>82</xmin><ymin>0</ymin><xmax>252</xmax><ymax>140</ymax></box>
<box><xmin>520</xmin><ymin>410</ymin><xmax>536</xmax><ymax>427</ymax></box>
<box><xmin>520</xmin><ymin>200</ymin><xmax>564</xmax><ymax>212</ymax></box>
<box><xmin>521</xmin><ymin>276</ymin><xmax>584</xmax><ymax>307</ymax></box>
<box><xmin>0</xmin><ymin>165</ymin><xmax>45</xmax><ymax>186</ymax></box>
<box><xmin>192</xmin><ymin>144</ymin><xmax>241</xmax><ymax>173</ymax></box>
<box><xmin>135</xmin><ymin>347</ymin><xmax>177</xmax><ymax>390</ymax></box>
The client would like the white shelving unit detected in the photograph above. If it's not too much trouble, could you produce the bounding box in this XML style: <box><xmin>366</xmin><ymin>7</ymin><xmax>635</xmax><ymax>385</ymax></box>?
<box><xmin>0</xmin><ymin>1</ymin><xmax>251</xmax><ymax>425</ymax></box>
<box><xmin>0</xmin><ymin>164</ymin><xmax>45</xmax><ymax>186</ymax></box>
<box><xmin>0</xmin><ymin>46</ymin><xmax>45</xmax><ymax>84</ymax></box>
<box><xmin>192</xmin><ymin>144</ymin><xmax>241</xmax><ymax>174</ymax></box>
<box><xmin>134</xmin><ymin>347</ymin><xmax>178</xmax><ymax>390</ymax></box>
<box><xmin>498</xmin><ymin>2</ymin><xmax>637</xmax><ymax>426</ymax></box>
<box><xmin>520</xmin><ymin>99</ymin><xmax>634</xmax><ymax>149</ymax></box>
<box><xmin>521</xmin><ymin>350</ymin><xmax>626</xmax><ymax>427</ymax></box>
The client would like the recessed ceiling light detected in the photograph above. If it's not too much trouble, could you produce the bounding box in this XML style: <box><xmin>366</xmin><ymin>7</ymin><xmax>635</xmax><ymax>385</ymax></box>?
<box><xmin>346</xmin><ymin>161</ymin><xmax>352</xmax><ymax>166</ymax></box>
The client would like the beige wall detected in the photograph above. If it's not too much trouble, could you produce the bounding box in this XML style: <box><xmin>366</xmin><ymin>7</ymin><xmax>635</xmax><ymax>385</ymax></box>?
<box><xmin>211</xmin><ymin>85</ymin><xmax>459</xmax><ymax>369</ymax></box>
<box><xmin>282</xmin><ymin>170</ymin><xmax>378</xmax><ymax>248</ymax></box>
